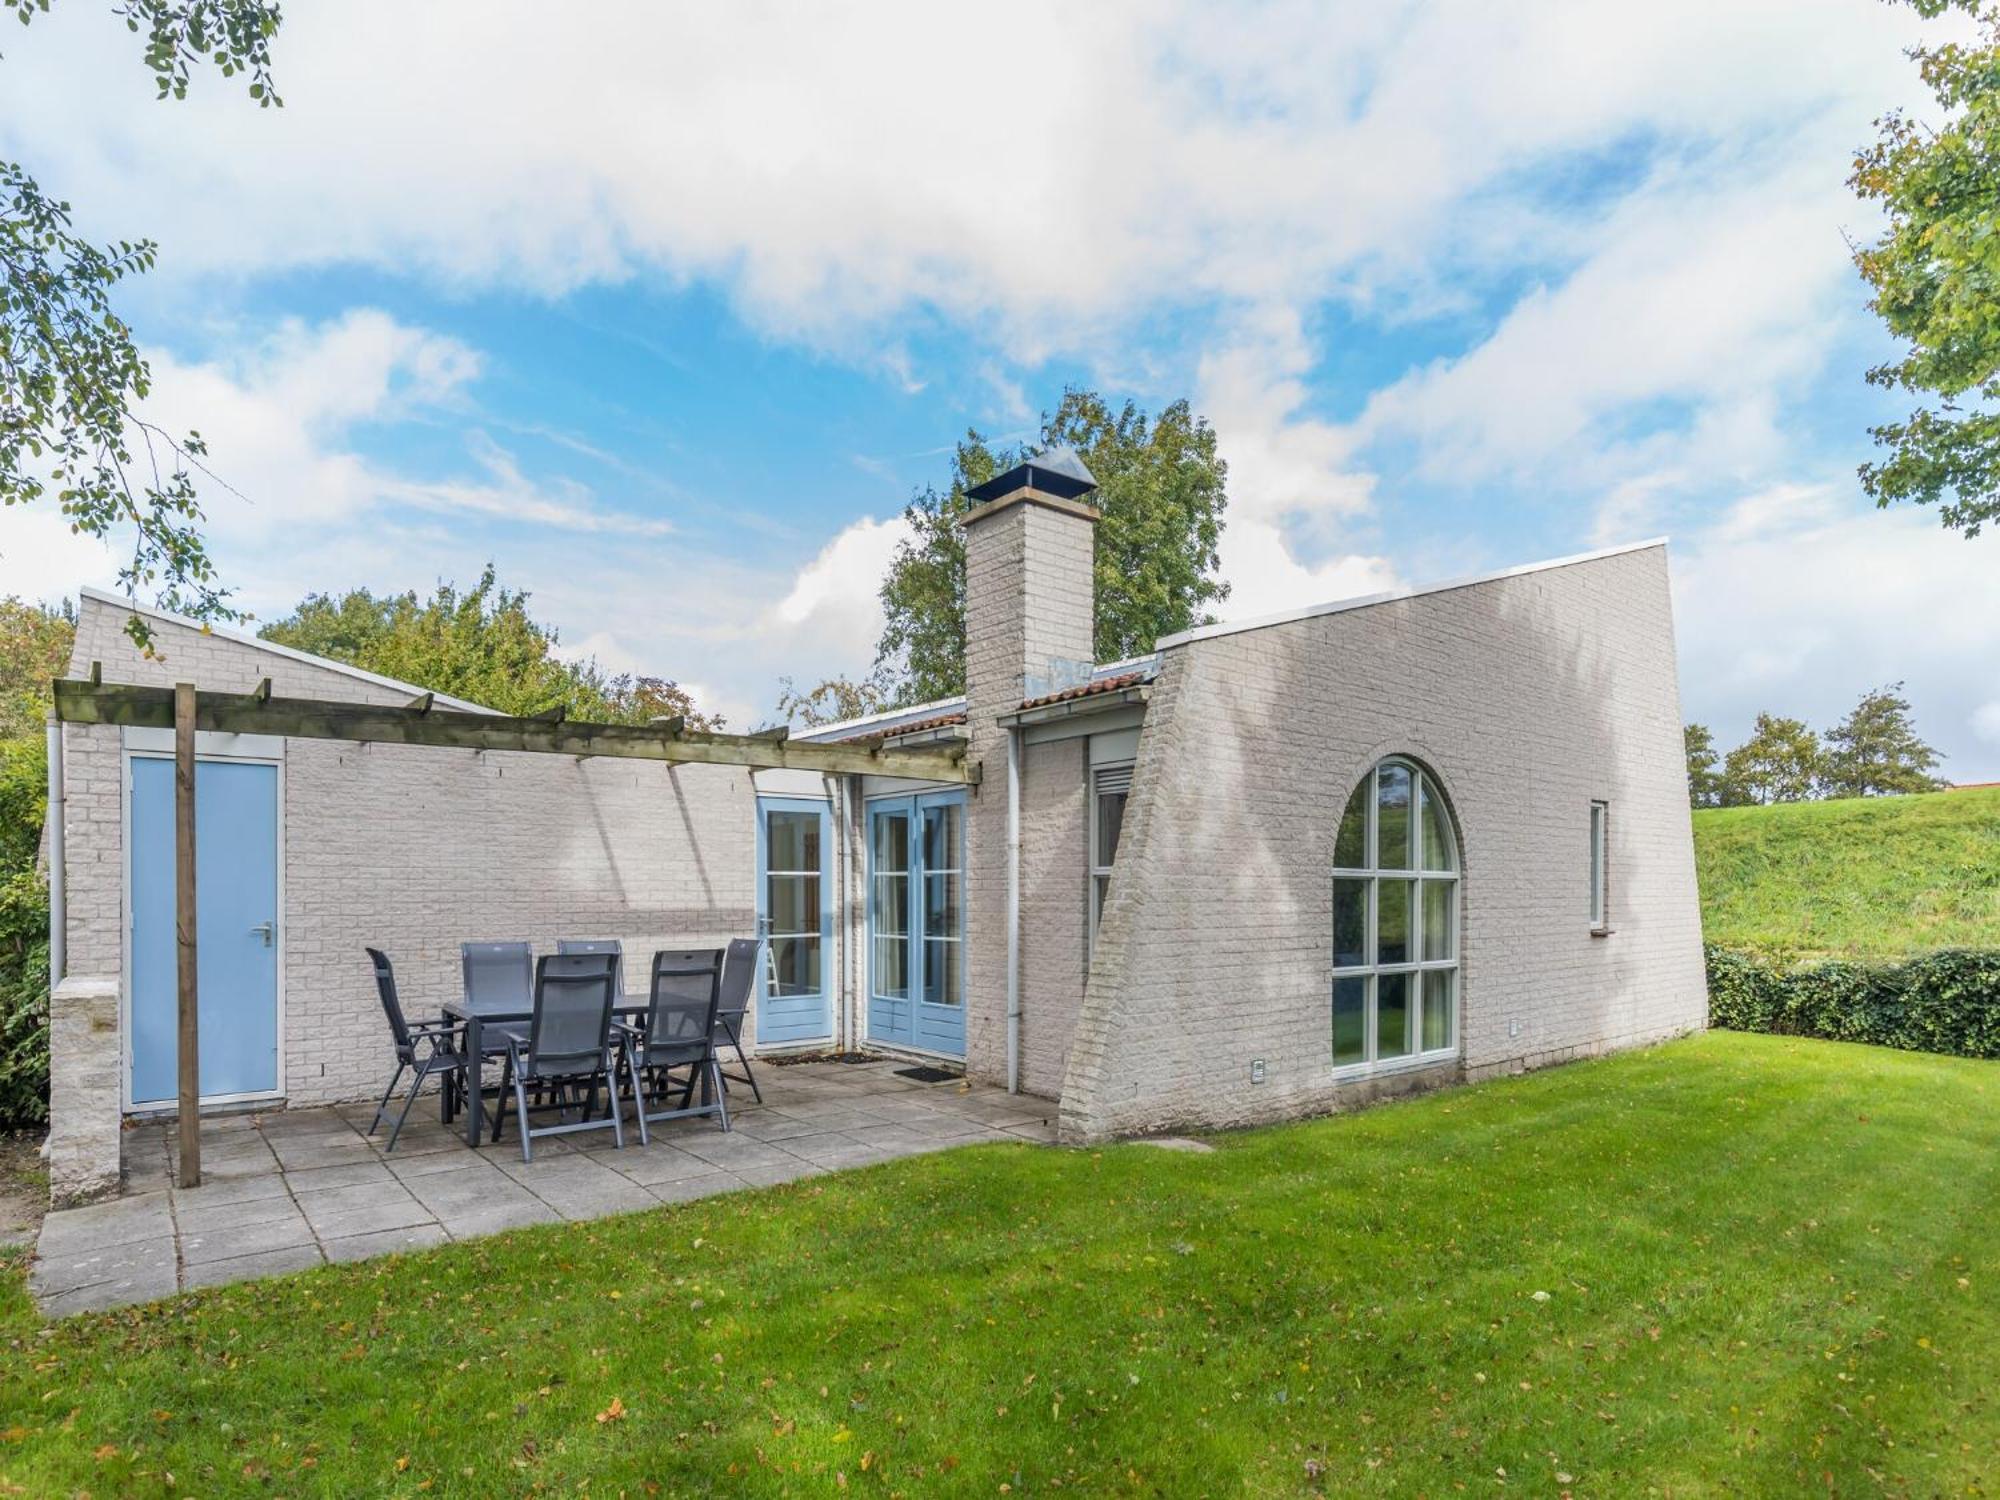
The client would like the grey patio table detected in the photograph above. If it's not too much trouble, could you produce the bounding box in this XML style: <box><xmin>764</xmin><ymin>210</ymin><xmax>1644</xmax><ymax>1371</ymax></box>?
<box><xmin>442</xmin><ymin>992</ymin><xmax>647</xmax><ymax>1148</ymax></box>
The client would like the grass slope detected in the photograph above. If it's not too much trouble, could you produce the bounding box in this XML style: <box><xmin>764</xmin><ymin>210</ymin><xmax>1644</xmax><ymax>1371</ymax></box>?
<box><xmin>1694</xmin><ymin>785</ymin><xmax>2000</xmax><ymax>957</ymax></box>
<box><xmin>2</xmin><ymin>1032</ymin><xmax>1997</xmax><ymax>1496</ymax></box>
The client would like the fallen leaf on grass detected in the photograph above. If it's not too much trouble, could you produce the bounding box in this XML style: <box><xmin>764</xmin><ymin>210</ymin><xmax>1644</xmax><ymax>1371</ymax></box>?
<box><xmin>596</xmin><ymin>1397</ymin><xmax>627</xmax><ymax>1424</ymax></box>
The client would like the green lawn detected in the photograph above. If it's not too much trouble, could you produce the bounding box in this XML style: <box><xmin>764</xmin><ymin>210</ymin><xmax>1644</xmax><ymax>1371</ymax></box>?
<box><xmin>1695</xmin><ymin>785</ymin><xmax>2000</xmax><ymax>957</ymax></box>
<box><xmin>3</xmin><ymin>1032</ymin><xmax>1995</xmax><ymax>1497</ymax></box>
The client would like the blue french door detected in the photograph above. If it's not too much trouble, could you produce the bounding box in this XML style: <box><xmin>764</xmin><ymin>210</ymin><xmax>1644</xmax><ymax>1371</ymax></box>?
<box><xmin>755</xmin><ymin>797</ymin><xmax>834</xmax><ymax>1045</ymax></box>
<box><xmin>129</xmin><ymin>756</ymin><xmax>280</xmax><ymax>1106</ymax></box>
<box><xmin>867</xmin><ymin>791</ymin><xmax>966</xmax><ymax>1057</ymax></box>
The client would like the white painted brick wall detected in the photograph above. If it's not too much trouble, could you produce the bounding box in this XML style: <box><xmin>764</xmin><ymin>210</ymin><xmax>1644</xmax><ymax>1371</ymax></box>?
<box><xmin>961</xmin><ymin>496</ymin><xmax>1098</xmax><ymax>1092</ymax></box>
<box><xmin>1018</xmin><ymin>737</ymin><xmax>1087</xmax><ymax>1096</ymax></box>
<box><xmin>57</xmin><ymin>597</ymin><xmax>760</xmax><ymax>1112</ymax></box>
<box><xmin>1061</xmin><ymin>543</ymin><xmax>1706</xmax><ymax>1141</ymax></box>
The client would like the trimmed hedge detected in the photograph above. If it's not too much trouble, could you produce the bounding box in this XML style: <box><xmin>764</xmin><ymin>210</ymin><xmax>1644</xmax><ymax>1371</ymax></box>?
<box><xmin>1707</xmin><ymin>944</ymin><xmax>2000</xmax><ymax>1060</ymax></box>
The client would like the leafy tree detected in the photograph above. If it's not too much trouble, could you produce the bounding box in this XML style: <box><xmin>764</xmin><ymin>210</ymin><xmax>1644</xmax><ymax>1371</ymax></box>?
<box><xmin>1821</xmin><ymin>682</ymin><xmax>1946</xmax><ymax>797</ymax></box>
<box><xmin>1722</xmin><ymin>713</ymin><xmax>1825</xmax><ymax>805</ymax></box>
<box><xmin>874</xmin><ymin>390</ymin><xmax>1229</xmax><ymax>704</ymax></box>
<box><xmin>1685</xmin><ymin>722</ymin><xmax>1724</xmax><ymax>808</ymax></box>
<box><xmin>1851</xmin><ymin>0</ymin><xmax>2000</xmax><ymax>535</ymax></box>
<box><xmin>3</xmin><ymin>3</ymin><xmax>284</xmax><ymax>644</ymax></box>
<box><xmin>261</xmin><ymin>566</ymin><xmax>720</xmax><ymax>726</ymax></box>
<box><xmin>0</xmin><ymin>596</ymin><xmax>75</xmax><ymax>739</ymax></box>
<box><xmin>776</xmin><ymin>674</ymin><xmax>893</xmax><ymax>729</ymax></box>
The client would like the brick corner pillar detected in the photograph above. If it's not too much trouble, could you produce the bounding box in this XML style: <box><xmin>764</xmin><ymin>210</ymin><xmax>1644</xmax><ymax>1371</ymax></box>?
<box><xmin>46</xmin><ymin>975</ymin><xmax>124</xmax><ymax>1206</ymax></box>
<box><xmin>958</xmin><ymin>450</ymin><xmax>1100</xmax><ymax>1093</ymax></box>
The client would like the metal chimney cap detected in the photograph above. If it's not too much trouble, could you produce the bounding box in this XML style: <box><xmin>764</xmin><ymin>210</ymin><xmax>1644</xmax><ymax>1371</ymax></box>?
<box><xmin>964</xmin><ymin>445</ymin><xmax>1099</xmax><ymax>505</ymax></box>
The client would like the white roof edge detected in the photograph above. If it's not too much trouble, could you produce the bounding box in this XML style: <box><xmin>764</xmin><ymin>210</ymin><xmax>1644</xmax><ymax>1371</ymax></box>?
<box><xmin>791</xmin><ymin>693</ymin><xmax>968</xmax><ymax>743</ymax></box>
<box><xmin>76</xmin><ymin>586</ymin><xmax>499</xmax><ymax>715</ymax></box>
<box><xmin>1155</xmin><ymin>538</ymin><xmax>1672</xmax><ymax>651</ymax></box>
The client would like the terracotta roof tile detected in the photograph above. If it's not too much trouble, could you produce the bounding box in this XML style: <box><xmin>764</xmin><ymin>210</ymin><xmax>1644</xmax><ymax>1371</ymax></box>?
<box><xmin>831</xmin><ymin>710</ymin><xmax>968</xmax><ymax>745</ymax></box>
<box><xmin>1018</xmin><ymin>670</ymin><xmax>1148</xmax><ymax>712</ymax></box>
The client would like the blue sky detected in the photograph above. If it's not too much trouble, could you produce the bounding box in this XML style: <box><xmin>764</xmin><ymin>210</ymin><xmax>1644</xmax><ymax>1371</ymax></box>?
<box><xmin>4</xmin><ymin>1</ymin><xmax>1997</xmax><ymax>777</ymax></box>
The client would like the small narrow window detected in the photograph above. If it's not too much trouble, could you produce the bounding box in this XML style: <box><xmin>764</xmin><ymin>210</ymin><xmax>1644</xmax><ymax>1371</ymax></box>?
<box><xmin>1090</xmin><ymin>763</ymin><xmax>1133</xmax><ymax>949</ymax></box>
<box><xmin>1589</xmin><ymin>801</ymin><xmax>1609</xmax><ymax>932</ymax></box>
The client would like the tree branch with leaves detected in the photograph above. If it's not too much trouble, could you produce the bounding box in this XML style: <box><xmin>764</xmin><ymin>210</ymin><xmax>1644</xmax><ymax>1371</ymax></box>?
<box><xmin>1852</xmin><ymin>0</ymin><xmax>2000</xmax><ymax>535</ymax></box>
<box><xmin>1</xmin><ymin>1</ymin><xmax>283</xmax><ymax>647</ymax></box>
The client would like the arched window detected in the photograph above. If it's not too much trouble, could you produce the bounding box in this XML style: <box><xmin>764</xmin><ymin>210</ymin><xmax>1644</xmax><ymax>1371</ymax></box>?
<box><xmin>1331</xmin><ymin>758</ymin><xmax>1459</xmax><ymax>1070</ymax></box>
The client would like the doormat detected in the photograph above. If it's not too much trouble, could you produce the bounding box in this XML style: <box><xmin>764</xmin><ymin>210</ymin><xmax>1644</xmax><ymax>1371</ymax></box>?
<box><xmin>894</xmin><ymin>1065</ymin><xmax>962</xmax><ymax>1084</ymax></box>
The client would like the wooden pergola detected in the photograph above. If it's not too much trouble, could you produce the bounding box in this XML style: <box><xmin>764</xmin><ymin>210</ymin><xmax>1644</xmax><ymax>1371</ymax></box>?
<box><xmin>52</xmin><ymin>674</ymin><xmax>978</xmax><ymax>1183</ymax></box>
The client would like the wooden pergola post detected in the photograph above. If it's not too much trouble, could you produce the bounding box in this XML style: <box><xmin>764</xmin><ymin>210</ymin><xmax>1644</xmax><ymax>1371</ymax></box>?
<box><xmin>174</xmin><ymin>681</ymin><xmax>201</xmax><ymax>1189</ymax></box>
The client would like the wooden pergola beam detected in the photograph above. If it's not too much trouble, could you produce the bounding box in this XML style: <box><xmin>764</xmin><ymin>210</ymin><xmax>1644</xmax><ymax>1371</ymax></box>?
<box><xmin>51</xmin><ymin>679</ymin><xmax>979</xmax><ymax>784</ymax></box>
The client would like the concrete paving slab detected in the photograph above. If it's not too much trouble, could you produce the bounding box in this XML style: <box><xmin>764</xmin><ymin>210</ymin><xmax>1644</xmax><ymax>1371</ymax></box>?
<box><xmin>38</xmin><ymin>1258</ymin><xmax>180</xmax><ymax>1316</ymax></box>
<box><xmin>31</xmin><ymin>1234</ymin><xmax>176</xmax><ymax>1299</ymax></box>
<box><xmin>436</xmin><ymin>1198</ymin><xmax>561</xmax><ymax>1238</ymax></box>
<box><xmin>672</xmin><ymin>1134</ymin><xmax>799</xmax><ymax>1171</ymax></box>
<box><xmin>647</xmin><ymin>1172</ymin><xmax>747</xmax><ymax>1205</ymax></box>
<box><xmin>731</xmin><ymin>1159</ymin><xmax>826</xmax><ymax>1188</ymax></box>
<box><xmin>400</xmin><ymin>1167</ymin><xmax>525</xmax><ymax>1217</ymax></box>
<box><xmin>181</xmin><ymin>1209</ymin><xmax>316</xmax><ymax>1266</ymax></box>
<box><xmin>323</xmin><ymin>1223</ymin><xmax>450</xmax><ymax>1263</ymax></box>
<box><xmin>283</xmin><ymin>1159</ymin><xmax>399</xmax><ymax>1194</ymax></box>
<box><xmin>184</xmin><ymin>1243</ymin><xmax>324</xmax><ymax>1289</ymax></box>
<box><xmin>36</xmin><ymin>1192</ymin><xmax>173</xmax><ymax>1257</ymax></box>
<box><xmin>169</xmin><ymin>1171</ymin><xmax>291</xmax><ymax>1210</ymax></box>
<box><xmin>175</xmin><ymin>1192</ymin><xmax>304</xmax><ymax>1237</ymax></box>
<box><xmin>295</xmin><ymin>1182</ymin><xmax>433</xmax><ymax>1240</ymax></box>
<box><xmin>589</xmin><ymin>1144</ymin><xmax>718</xmax><ymax>1187</ymax></box>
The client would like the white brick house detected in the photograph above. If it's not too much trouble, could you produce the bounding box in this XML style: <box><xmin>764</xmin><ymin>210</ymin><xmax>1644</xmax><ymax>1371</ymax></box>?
<box><xmin>43</xmin><ymin>451</ymin><xmax>1706</xmax><ymax>1199</ymax></box>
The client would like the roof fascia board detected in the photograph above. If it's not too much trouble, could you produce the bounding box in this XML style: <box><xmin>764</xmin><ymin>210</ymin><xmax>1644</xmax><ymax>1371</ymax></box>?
<box><xmin>792</xmin><ymin>694</ymin><xmax>968</xmax><ymax>743</ymax></box>
<box><xmin>1155</xmin><ymin>538</ymin><xmax>1671</xmax><ymax>651</ymax></box>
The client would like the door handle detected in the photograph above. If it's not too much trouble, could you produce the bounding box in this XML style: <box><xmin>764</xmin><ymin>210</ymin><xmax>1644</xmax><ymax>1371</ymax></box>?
<box><xmin>250</xmin><ymin>922</ymin><xmax>274</xmax><ymax>947</ymax></box>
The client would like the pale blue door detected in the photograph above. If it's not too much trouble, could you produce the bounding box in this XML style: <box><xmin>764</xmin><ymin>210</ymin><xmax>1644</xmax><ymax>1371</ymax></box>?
<box><xmin>129</xmin><ymin>756</ymin><xmax>280</xmax><ymax>1105</ymax></box>
<box><xmin>755</xmin><ymin>798</ymin><xmax>833</xmax><ymax>1045</ymax></box>
<box><xmin>867</xmin><ymin>791</ymin><xmax>965</xmax><ymax>1057</ymax></box>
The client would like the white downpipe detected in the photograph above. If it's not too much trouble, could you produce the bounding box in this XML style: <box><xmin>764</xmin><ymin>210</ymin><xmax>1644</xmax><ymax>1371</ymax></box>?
<box><xmin>45</xmin><ymin>715</ymin><xmax>65</xmax><ymax>984</ymax></box>
<box><xmin>1005</xmin><ymin>724</ymin><xmax>1022</xmax><ymax>1094</ymax></box>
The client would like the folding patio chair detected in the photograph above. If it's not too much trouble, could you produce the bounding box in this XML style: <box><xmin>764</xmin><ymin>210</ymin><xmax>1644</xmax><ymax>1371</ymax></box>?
<box><xmin>556</xmin><ymin>938</ymin><xmax>625</xmax><ymax>1000</ymax></box>
<box><xmin>490</xmin><ymin>951</ymin><xmax>624</xmax><ymax>1163</ymax></box>
<box><xmin>712</xmin><ymin>937</ymin><xmax>764</xmax><ymax>1104</ymax></box>
<box><xmin>618</xmin><ymin>948</ymin><xmax>730</xmax><ymax>1144</ymax></box>
<box><xmin>364</xmin><ymin>948</ymin><xmax>467</xmax><ymax>1152</ymax></box>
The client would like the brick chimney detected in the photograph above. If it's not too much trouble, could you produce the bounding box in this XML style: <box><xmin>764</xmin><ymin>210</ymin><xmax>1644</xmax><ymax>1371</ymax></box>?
<box><xmin>959</xmin><ymin>448</ymin><xmax>1099</xmax><ymax>1091</ymax></box>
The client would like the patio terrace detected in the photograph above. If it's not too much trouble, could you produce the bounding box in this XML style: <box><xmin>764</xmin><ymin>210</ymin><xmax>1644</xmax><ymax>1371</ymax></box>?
<box><xmin>30</xmin><ymin>1059</ymin><xmax>1055</xmax><ymax>1316</ymax></box>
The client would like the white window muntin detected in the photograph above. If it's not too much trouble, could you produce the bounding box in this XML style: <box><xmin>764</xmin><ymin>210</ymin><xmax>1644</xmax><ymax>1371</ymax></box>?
<box><xmin>1332</xmin><ymin>758</ymin><xmax>1459</xmax><ymax>1075</ymax></box>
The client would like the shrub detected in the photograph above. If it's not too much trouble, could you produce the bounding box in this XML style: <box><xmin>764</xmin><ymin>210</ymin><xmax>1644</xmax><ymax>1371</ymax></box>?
<box><xmin>1707</xmin><ymin>944</ymin><xmax>2000</xmax><ymax>1059</ymax></box>
<box><xmin>0</xmin><ymin>869</ymin><xmax>50</xmax><ymax>1127</ymax></box>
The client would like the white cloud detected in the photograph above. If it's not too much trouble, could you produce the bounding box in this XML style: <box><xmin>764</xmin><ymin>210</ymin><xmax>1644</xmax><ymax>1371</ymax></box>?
<box><xmin>0</xmin><ymin>1</ymin><xmax>1930</xmax><ymax>345</ymax></box>
<box><xmin>2</xmin><ymin>0</ymin><xmax>1982</xmax><ymax>740</ymax></box>
<box><xmin>1973</xmin><ymin>702</ymin><xmax>2000</xmax><ymax>752</ymax></box>
<box><xmin>1198</xmin><ymin>308</ymin><xmax>1399</xmax><ymax>617</ymax></box>
<box><xmin>1673</xmin><ymin>488</ymin><xmax>2000</xmax><ymax>780</ymax></box>
<box><xmin>0</xmin><ymin>510</ymin><xmax>121</xmax><ymax>605</ymax></box>
<box><xmin>132</xmin><ymin>311</ymin><xmax>672</xmax><ymax>556</ymax></box>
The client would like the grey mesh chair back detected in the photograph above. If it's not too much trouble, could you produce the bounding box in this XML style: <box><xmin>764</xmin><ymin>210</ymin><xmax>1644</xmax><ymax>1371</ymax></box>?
<box><xmin>524</xmin><ymin>952</ymin><xmax>618</xmax><ymax>1079</ymax></box>
<box><xmin>644</xmin><ymin>949</ymin><xmax>722</xmax><ymax>1062</ymax></box>
<box><xmin>557</xmin><ymin>938</ymin><xmax>624</xmax><ymax>999</ymax></box>
<box><xmin>711</xmin><ymin>938</ymin><xmax>764</xmax><ymax>1103</ymax></box>
<box><xmin>621</xmin><ymin>948</ymin><xmax>732</xmax><ymax>1142</ymax></box>
<box><xmin>716</xmin><ymin>938</ymin><xmax>759</xmax><ymax>1028</ymax></box>
<box><xmin>461</xmin><ymin>941</ymin><xmax>532</xmax><ymax>1012</ymax></box>
<box><xmin>367</xmin><ymin>946</ymin><xmax>415</xmax><ymax>1058</ymax></box>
